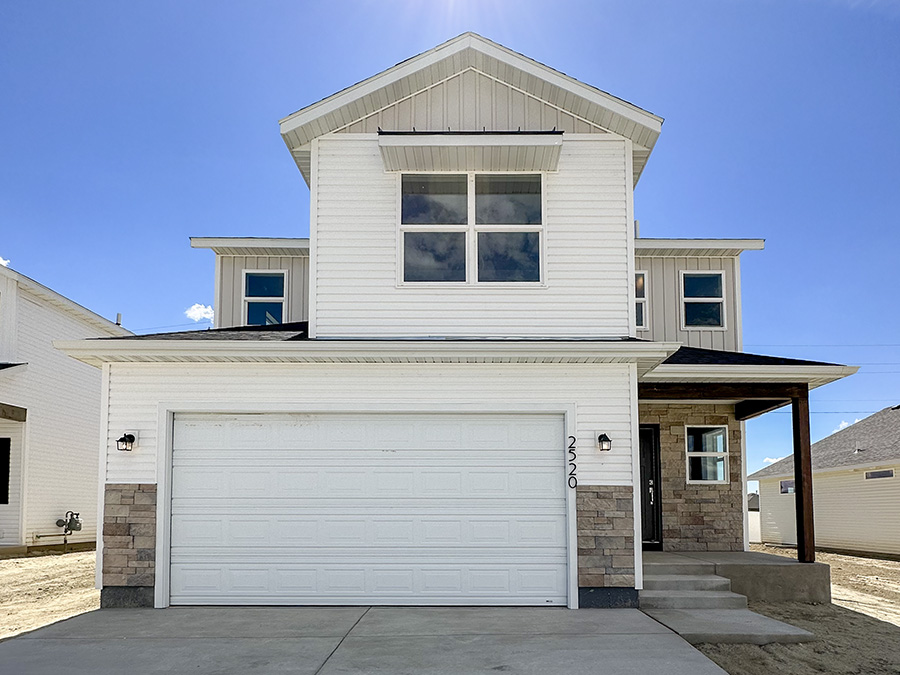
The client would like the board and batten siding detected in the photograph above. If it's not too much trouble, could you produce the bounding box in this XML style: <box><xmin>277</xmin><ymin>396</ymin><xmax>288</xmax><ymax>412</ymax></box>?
<box><xmin>2</xmin><ymin>290</ymin><xmax>107</xmax><ymax>544</ymax></box>
<box><xmin>635</xmin><ymin>256</ymin><xmax>741</xmax><ymax>351</ymax></box>
<box><xmin>759</xmin><ymin>469</ymin><xmax>900</xmax><ymax>556</ymax></box>
<box><xmin>311</xmin><ymin>134</ymin><xmax>633</xmax><ymax>338</ymax></box>
<box><xmin>103</xmin><ymin>362</ymin><xmax>637</xmax><ymax>488</ymax></box>
<box><xmin>0</xmin><ymin>421</ymin><xmax>24</xmax><ymax>545</ymax></box>
<box><xmin>215</xmin><ymin>256</ymin><xmax>309</xmax><ymax>328</ymax></box>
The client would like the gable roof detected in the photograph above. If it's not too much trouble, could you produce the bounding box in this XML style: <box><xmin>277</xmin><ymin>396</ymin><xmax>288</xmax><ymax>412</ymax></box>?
<box><xmin>750</xmin><ymin>405</ymin><xmax>900</xmax><ymax>479</ymax></box>
<box><xmin>279</xmin><ymin>32</ymin><xmax>663</xmax><ymax>186</ymax></box>
<box><xmin>0</xmin><ymin>265</ymin><xmax>131</xmax><ymax>338</ymax></box>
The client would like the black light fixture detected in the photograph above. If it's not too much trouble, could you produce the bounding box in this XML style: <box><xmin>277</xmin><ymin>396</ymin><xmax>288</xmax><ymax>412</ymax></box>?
<box><xmin>597</xmin><ymin>433</ymin><xmax>612</xmax><ymax>451</ymax></box>
<box><xmin>116</xmin><ymin>433</ymin><xmax>136</xmax><ymax>452</ymax></box>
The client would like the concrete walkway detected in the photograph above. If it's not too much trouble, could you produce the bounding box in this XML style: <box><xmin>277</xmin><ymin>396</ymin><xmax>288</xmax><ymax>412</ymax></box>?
<box><xmin>0</xmin><ymin>606</ymin><xmax>727</xmax><ymax>674</ymax></box>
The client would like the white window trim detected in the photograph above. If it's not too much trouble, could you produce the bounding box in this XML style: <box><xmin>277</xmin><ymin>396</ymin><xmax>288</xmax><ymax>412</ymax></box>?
<box><xmin>635</xmin><ymin>270</ymin><xmax>649</xmax><ymax>331</ymax></box>
<box><xmin>684</xmin><ymin>424</ymin><xmax>730</xmax><ymax>485</ymax></box>
<box><xmin>679</xmin><ymin>270</ymin><xmax>726</xmax><ymax>331</ymax></box>
<box><xmin>779</xmin><ymin>479</ymin><xmax>796</xmax><ymax>494</ymax></box>
<box><xmin>242</xmin><ymin>269</ymin><xmax>288</xmax><ymax>326</ymax></box>
<box><xmin>864</xmin><ymin>468</ymin><xmax>894</xmax><ymax>480</ymax></box>
<box><xmin>397</xmin><ymin>172</ymin><xmax>546</xmax><ymax>288</ymax></box>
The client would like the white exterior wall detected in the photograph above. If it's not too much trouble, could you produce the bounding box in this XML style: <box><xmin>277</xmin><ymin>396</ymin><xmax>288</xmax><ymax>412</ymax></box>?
<box><xmin>635</xmin><ymin>256</ymin><xmax>741</xmax><ymax>351</ymax></box>
<box><xmin>311</xmin><ymin>134</ymin><xmax>633</xmax><ymax>339</ymax></box>
<box><xmin>103</xmin><ymin>361</ymin><xmax>637</xmax><ymax>488</ymax></box>
<box><xmin>0</xmin><ymin>288</ymin><xmax>109</xmax><ymax>545</ymax></box>
<box><xmin>759</xmin><ymin>466</ymin><xmax>900</xmax><ymax>555</ymax></box>
<box><xmin>0</xmin><ymin>420</ymin><xmax>24</xmax><ymax>545</ymax></box>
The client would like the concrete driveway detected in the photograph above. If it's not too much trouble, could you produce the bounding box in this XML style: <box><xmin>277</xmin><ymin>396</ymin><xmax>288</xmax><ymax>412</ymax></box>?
<box><xmin>0</xmin><ymin>607</ymin><xmax>726</xmax><ymax>674</ymax></box>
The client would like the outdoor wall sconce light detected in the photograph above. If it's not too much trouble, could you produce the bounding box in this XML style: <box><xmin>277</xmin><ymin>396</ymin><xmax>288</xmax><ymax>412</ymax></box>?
<box><xmin>597</xmin><ymin>433</ymin><xmax>612</xmax><ymax>451</ymax></box>
<box><xmin>116</xmin><ymin>433</ymin><xmax>136</xmax><ymax>452</ymax></box>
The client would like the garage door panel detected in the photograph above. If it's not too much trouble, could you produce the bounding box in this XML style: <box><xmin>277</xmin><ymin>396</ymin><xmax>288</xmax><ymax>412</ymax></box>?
<box><xmin>170</xmin><ymin>413</ymin><xmax>568</xmax><ymax>605</ymax></box>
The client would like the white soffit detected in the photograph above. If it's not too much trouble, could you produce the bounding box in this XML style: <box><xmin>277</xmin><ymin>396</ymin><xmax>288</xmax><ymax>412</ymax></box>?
<box><xmin>190</xmin><ymin>237</ymin><xmax>310</xmax><ymax>257</ymax></box>
<box><xmin>640</xmin><ymin>364</ymin><xmax>859</xmax><ymax>390</ymax></box>
<box><xmin>378</xmin><ymin>133</ymin><xmax>563</xmax><ymax>172</ymax></box>
<box><xmin>634</xmin><ymin>239</ymin><xmax>766</xmax><ymax>257</ymax></box>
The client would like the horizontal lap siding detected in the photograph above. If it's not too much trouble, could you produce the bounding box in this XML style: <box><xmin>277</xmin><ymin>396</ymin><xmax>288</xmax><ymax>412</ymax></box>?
<box><xmin>313</xmin><ymin>135</ymin><xmax>631</xmax><ymax>338</ymax></box>
<box><xmin>9</xmin><ymin>292</ymin><xmax>105</xmax><ymax>543</ymax></box>
<box><xmin>759</xmin><ymin>478</ymin><xmax>797</xmax><ymax>545</ymax></box>
<box><xmin>105</xmin><ymin>362</ymin><xmax>635</xmax><ymax>488</ymax></box>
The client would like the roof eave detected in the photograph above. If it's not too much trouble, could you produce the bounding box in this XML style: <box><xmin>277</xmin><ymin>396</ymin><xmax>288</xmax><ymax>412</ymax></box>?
<box><xmin>641</xmin><ymin>364</ymin><xmax>858</xmax><ymax>389</ymax></box>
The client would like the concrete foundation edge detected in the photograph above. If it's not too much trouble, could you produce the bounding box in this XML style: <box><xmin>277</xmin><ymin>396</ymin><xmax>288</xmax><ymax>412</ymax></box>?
<box><xmin>716</xmin><ymin>562</ymin><xmax>831</xmax><ymax>603</ymax></box>
<box><xmin>100</xmin><ymin>586</ymin><xmax>155</xmax><ymax>608</ymax></box>
<box><xmin>578</xmin><ymin>587</ymin><xmax>639</xmax><ymax>608</ymax></box>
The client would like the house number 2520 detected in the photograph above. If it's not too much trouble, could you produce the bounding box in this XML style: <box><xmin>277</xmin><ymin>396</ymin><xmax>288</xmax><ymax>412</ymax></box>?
<box><xmin>567</xmin><ymin>436</ymin><xmax>577</xmax><ymax>489</ymax></box>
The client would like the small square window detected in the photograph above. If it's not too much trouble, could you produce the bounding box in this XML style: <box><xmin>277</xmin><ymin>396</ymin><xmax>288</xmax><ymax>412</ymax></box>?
<box><xmin>402</xmin><ymin>175</ymin><xmax>467</xmax><ymax>225</ymax></box>
<box><xmin>780</xmin><ymin>479</ymin><xmax>795</xmax><ymax>494</ymax></box>
<box><xmin>477</xmin><ymin>231</ymin><xmax>540</xmax><ymax>282</ymax></box>
<box><xmin>685</xmin><ymin>426</ymin><xmax>729</xmax><ymax>484</ymax></box>
<box><xmin>245</xmin><ymin>273</ymin><xmax>285</xmax><ymax>298</ymax></box>
<box><xmin>682</xmin><ymin>272</ymin><xmax>725</xmax><ymax>328</ymax></box>
<box><xmin>244</xmin><ymin>271</ymin><xmax>286</xmax><ymax>326</ymax></box>
<box><xmin>475</xmin><ymin>175</ymin><xmax>542</xmax><ymax>225</ymax></box>
<box><xmin>247</xmin><ymin>302</ymin><xmax>283</xmax><ymax>326</ymax></box>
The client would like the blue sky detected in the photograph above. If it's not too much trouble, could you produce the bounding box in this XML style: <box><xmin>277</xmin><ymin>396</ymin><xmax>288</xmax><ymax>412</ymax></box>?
<box><xmin>2</xmin><ymin>1</ymin><xmax>898</xmax><ymax>475</ymax></box>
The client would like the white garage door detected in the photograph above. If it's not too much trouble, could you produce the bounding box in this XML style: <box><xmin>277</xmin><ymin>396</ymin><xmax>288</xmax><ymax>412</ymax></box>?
<box><xmin>170</xmin><ymin>413</ymin><xmax>568</xmax><ymax>605</ymax></box>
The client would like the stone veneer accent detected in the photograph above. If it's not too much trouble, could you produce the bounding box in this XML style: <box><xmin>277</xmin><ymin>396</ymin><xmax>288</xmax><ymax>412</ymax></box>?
<box><xmin>101</xmin><ymin>483</ymin><xmax>156</xmax><ymax>607</ymax></box>
<box><xmin>640</xmin><ymin>404</ymin><xmax>743</xmax><ymax>552</ymax></box>
<box><xmin>576</xmin><ymin>485</ymin><xmax>635</xmax><ymax>587</ymax></box>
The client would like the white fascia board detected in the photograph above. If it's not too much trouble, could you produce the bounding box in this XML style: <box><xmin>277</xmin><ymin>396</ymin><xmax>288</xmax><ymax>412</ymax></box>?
<box><xmin>635</xmin><ymin>239</ymin><xmax>766</xmax><ymax>252</ymax></box>
<box><xmin>641</xmin><ymin>364</ymin><xmax>858</xmax><ymax>389</ymax></box>
<box><xmin>378</xmin><ymin>134</ymin><xmax>563</xmax><ymax>149</ymax></box>
<box><xmin>10</xmin><ymin>272</ymin><xmax>130</xmax><ymax>337</ymax></box>
<box><xmin>190</xmin><ymin>238</ymin><xmax>310</xmax><ymax>251</ymax></box>
<box><xmin>55</xmin><ymin>338</ymin><xmax>682</xmax><ymax>371</ymax></box>
<box><xmin>279</xmin><ymin>33</ymin><xmax>662</xmax><ymax>140</ymax></box>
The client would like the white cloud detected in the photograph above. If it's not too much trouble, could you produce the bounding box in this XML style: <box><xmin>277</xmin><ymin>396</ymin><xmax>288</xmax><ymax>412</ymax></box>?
<box><xmin>185</xmin><ymin>303</ymin><xmax>214</xmax><ymax>322</ymax></box>
<box><xmin>0</xmin><ymin>256</ymin><xmax>9</xmax><ymax>267</ymax></box>
<box><xmin>833</xmin><ymin>418</ymin><xmax>861</xmax><ymax>434</ymax></box>
<box><xmin>763</xmin><ymin>456</ymin><xmax>785</xmax><ymax>465</ymax></box>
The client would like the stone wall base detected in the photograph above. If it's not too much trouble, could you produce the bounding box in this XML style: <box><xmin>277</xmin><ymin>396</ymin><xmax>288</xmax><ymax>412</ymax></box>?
<box><xmin>578</xmin><ymin>587</ymin><xmax>639</xmax><ymax>608</ymax></box>
<box><xmin>100</xmin><ymin>586</ymin><xmax>155</xmax><ymax>608</ymax></box>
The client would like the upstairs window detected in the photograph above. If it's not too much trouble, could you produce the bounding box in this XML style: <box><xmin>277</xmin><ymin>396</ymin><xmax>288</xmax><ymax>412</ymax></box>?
<box><xmin>635</xmin><ymin>272</ymin><xmax>648</xmax><ymax>330</ymax></box>
<box><xmin>682</xmin><ymin>271</ymin><xmax>725</xmax><ymax>328</ymax></box>
<box><xmin>244</xmin><ymin>271</ymin><xmax>285</xmax><ymax>326</ymax></box>
<box><xmin>685</xmin><ymin>426</ymin><xmax>729</xmax><ymax>484</ymax></box>
<box><xmin>401</xmin><ymin>174</ymin><xmax>542</xmax><ymax>284</ymax></box>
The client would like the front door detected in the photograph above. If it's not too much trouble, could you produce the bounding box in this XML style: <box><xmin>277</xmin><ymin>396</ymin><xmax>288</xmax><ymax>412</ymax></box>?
<box><xmin>639</xmin><ymin>425</ymin><xmax>662</xmax><ymax>549</ymax></box>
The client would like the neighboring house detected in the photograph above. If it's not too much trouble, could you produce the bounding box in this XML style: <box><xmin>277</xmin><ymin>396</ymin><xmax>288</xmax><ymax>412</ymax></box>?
<box><xmin>0</xmin><ymin>265</ymin><xmax>130</xmax><ymax>551</ymax></box>
<box><xmin>750</xmin><ymin>406</ymin><xmax>900</xmax><ymax>557</ymax></box>
<box><xmin>747</xmin><ymin>492</ymin><xmax>761</xmax><ymax>544</ymax></box>
<box><xmin>58</xmin><ymin>33</ymin><xmax>856</xmax><ymax>610</ymax></box>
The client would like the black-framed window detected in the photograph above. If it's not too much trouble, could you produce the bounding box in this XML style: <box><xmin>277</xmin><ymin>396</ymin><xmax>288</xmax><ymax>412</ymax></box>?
<box><xmin>0</xmin><ymin>438</ymin><xmax>10</xmax><ymax>505</ymax></box>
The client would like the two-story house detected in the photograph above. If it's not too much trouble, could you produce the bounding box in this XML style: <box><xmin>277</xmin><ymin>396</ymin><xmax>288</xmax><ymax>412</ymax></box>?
<box><xmin>1</xmin><ymin>264</ymin><xmax>130</xmax><ymax>552</ymax></box>
<box><xmin>59</xmin><ymin>33</ymin><xmax>855</xmax><ymax>609</ymax></box>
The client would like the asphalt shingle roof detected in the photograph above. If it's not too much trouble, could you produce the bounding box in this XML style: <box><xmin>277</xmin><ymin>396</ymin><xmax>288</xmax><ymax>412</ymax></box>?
<box><xmin>663</xmin><ymin>346</ymin><xmax>841</xmax><ymax>367</ymax></box>
<box><xmin>749</xmin><ymin>405</ymin><xmax>900</xmax><ymax>479</ymax></box>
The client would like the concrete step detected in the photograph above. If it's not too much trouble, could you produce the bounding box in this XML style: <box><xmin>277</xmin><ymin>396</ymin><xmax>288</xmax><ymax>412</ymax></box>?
<box><xmin>642</xmin><ymin>574</ymin><xmax>732</xmax><ymax>592</ymax></box>
<box><xmin>643</xmin><ymin>561</ymin><xmax>716</xmax><ymax>576</ymax></box>
<box><xmin>642</xmin><ymin>608</ymin><xmax>815</xmax><ymax>645</ymax></box>
<box><xmin>639</xmin><ymin>590</ymin><xmax>748</xmax><ymax>610</ymax></box>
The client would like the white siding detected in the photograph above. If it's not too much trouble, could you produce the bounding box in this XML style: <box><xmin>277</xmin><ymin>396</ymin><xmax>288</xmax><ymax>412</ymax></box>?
<box><xmin>0</xmin><ymin>421</ymin><xmax>24</xmax><ymax>545</ymax></box>
<box><xmin>216</xmin><ymin>256</ymin><xmax>309</xmax><ymax>328</ymax></box>
<box><xmin>759</xmin><ymin>478</ymin><xmax>798</xmax><ymax>546</ymax></box>
<box><xmin>0</xmin><ymin>289</ymin><xmax>107</xmax><ymax>544</ymax></box>
<box><xmin>104</xmin><ymin>362</ymin><xmax>636</xmax><ymax>488</ymax></box>
<box><xmin>759</xmin><ymin>467</ymin><xmax>900</xmax><ymax>555</ymax></box>
<box><xmin>311</xmin><ymin>134</ymin><xmax>632</xmax><ymax>339</ymax></box>
<box><xmin>635</xmin><ymin>256</ymin><xmax>741</xmax><ymax>351</ymax></box>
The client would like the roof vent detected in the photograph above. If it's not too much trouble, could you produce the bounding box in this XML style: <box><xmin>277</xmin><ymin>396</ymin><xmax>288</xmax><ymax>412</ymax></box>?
<box><xmin>853</xmin><ymin>447</ymin><xmax>866</xmax><ymax>454</ymax></box>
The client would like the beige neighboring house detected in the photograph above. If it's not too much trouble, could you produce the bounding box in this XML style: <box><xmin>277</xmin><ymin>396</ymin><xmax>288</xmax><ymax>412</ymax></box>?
<box><xmin>750</xmin><ymin>406</ymin><xmax>900</xmax><ymax>557</ymax></box>
<box><xmin>0</xmin><ymin>264</ymin><xmax>131</xmax><ymax>551</ymax></box>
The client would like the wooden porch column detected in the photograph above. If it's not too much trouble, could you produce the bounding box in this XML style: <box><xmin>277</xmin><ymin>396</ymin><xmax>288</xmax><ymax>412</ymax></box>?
<box><xmin>791</xmin><ymin>388</ymin><xmax>815</xmax><ymax>562</ymax></box>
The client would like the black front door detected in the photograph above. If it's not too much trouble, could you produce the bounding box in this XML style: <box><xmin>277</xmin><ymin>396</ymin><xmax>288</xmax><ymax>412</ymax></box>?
<box><xmin>639</xmin><ymin>425</ymin><xmax>662</xmax><ymax>549</ymax></box>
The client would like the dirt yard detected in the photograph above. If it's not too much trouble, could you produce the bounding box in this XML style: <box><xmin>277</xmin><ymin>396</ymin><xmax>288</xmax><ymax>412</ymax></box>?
<box><xmin>0</xmin><ymin>550</ymin><xmax>99</xmax><ymax>640</ymax></box>
<box><xmin>698</xmin><ymin>544</ymin><xmax>900</xmax><ymax>675</ymax></box>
